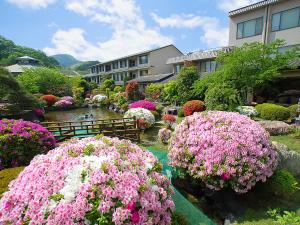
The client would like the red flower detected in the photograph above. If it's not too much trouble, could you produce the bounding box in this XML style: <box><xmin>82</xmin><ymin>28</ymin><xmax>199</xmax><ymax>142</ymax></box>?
<box><xmin>41</xmin><ymin>95</ymin><xmax>58</xmax><ymax>106</ymax></box>
<box><xmin>182</xmin><ymin>100</ymin><xmax>205</xmax><ymax>116</ymax></box>
<box><xmin>221</xmin><ymin>172</ymin><xmax>231</xmax><ymax>181</ymax></box>
<box><xmin>162</xmin><ymin>114</ymin><xmax>176</xmax><ymax>122</ymax></box>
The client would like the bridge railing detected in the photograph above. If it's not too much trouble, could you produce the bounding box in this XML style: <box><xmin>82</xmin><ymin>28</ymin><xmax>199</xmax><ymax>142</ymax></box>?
<box><xmin>41</xmin><ymin>117</ymin><xmax>140</xmax><ymax>142</ymax></box>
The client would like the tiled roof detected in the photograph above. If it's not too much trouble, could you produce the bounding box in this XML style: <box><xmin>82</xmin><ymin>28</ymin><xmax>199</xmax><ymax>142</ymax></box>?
<box><xmin>16</xmin><ymin>56</ymin><xmax>39</xmax><ymax>61</ymax></box>
<box><xmin>5</xmin><ymin>64</ymin><xmax>39</xmax><ymax>73</ymax></box>
<box><xmin>132</xmin><ymin>73</ymin><xmax>174</xmax><ymax>83</ymax></box>
<box><xmin>229</xmin><ymin>0</ymin><xmax>281</xmax><ymax>17</ymax></box>
<box><xmin>166</xmin><ymin>47</ymin><xmax>232</xmax><ymax>64</ymax></box>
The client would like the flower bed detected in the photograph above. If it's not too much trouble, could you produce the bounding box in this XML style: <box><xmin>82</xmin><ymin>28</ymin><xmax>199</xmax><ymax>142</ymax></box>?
<box><xmin>0</xmin><ymin>136</ymin><xmax>174</xmax><ymax>224</ymax></box>
<box><xmin>0</xmin><ymin>119</ymin><xmax>56</xmax><ymax>169</ymax></box>
<box><xmin>168</xmin><ymin>111</ymin><xmax>278</xmax><ymax>193</ymax></box>
<box><xmin>124</xmin><ymin>108</ymin><xmax>155</xmax><ymax>129</ymax></box>
<box><xmin>129</xmin><ymin>100</ymin><xmax>156</xmax><ymax>111</ymax></box>
<box><xmin>182</xmin><ymin>100</ymin><xmax>205</xmax><ymax>117</ymax></box>
<box><xmin>158</xmin><ymin>128</ymin><xmax>172</xmax><ymax>144</ymax></box>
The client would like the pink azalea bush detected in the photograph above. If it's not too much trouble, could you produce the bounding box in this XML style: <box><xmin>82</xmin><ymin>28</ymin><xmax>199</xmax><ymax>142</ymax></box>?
<box><xmin>54</xmin><ymin>99</ymin><xmax>73</xmax><ymax>108</ymax></box>
<box><xmin>0</xmin><ymin>136</ymin><xmax>174</xmax><ymax>224</ymax></box>
<box><xmin>129</xmin><ymin>100</ymin><xmax>156</xmax><ymax>111</ymax></box>
<box><xmin>168</xmin><ymin>111</ymin><xmax>278</xmax><ymax>193</ymax></box>
<box><xmin>0</xmin><ymin>119</ymin><xmax>56</xmax><ymax>169</ymax></box>
<box><xmin>60</xmin><ymin>96</ymin><xmax>74</xmax><ymax>103</ymax></box>
<box><xmin>158</xmin><ymin>128</ymin><xmax>172</xmax><ymax>144</ymax></box>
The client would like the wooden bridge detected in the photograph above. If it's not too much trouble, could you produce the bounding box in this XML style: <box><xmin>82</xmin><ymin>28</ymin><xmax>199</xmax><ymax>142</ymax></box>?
<box><xmin>42</xmin><ymin>117</ymin><xmax>140</xmax><ymax>142</ymax></box>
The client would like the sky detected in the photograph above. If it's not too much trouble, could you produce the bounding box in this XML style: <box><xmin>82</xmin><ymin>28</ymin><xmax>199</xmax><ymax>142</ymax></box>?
<box><xmin>0</xmin><ymin>0</ymin><xmax>260</xmax><ymax>61</ymax></box>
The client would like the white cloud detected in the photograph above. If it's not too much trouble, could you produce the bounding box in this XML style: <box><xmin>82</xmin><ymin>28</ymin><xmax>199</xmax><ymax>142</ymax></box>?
<box><xmin>48</xmin><ymin>22</ymin><xmax>58</xmax><ymax>28</ymax></box>
<box><xmin>218</xmin><ymin>0</ymin><xmax>261</xmax><ymax>12</ymax></box>
<box><xmin>44</xmin><ymin>0</ymin><xmax>172</xmax><ymax>61</ymax></box>
<box><xmin>6</xmin><ymin>0</ymin><xmax>56</xmax><ymax>9</ymax></box>
<box><xmin>151</xmin><ymin>13</ymin><xmax>229</xmax><ymax>48</ymax></box>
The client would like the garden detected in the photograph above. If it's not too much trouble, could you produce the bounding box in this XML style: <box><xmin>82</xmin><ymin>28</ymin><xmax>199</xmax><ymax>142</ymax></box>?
<box><xmin>0</xmin><ymin>40</ymin><xmax>300</xmax><ymax>225</ymax></box>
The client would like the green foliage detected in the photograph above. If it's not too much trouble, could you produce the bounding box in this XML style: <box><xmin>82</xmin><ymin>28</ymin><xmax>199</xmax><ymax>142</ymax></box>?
<box><xmin>171</xmin><ymin>212</ymin><xmax>188</xmax><ymax>225</ymax></box>
<box><xmin>192</xmin><ymin>73</ymin><xmax>218</xmax><ymax>100</ymax></box>
<box><xmin>267</xmin><ymin>209</ymin><xmax>300</xmax><ymax>225</ymax></box>
<box><xmin>256</xmin><ymin>103</ymin><xmax>290</xmax><ymax>121</ymax></box>
<box><xmin>0</xmin><ymin>67</ymin><xmax>37</xmax><ymax>114</ymax></box>
<box><xmin>0</xmin><ymin>35</ymin><xmax>58</xmax><ymax>67</ymax></box>
<box><xmin>205</xmin><ymin>84</ymin><xmax>242</xmax><ymax>111</ymax></box>
<box><xmin>145</xmin><ymin>83</ymin><xmax>164</xmax><ymax>100</ymax></box>
<box><xmin>288</xmin><ymin>104</ymin><xmax>299</xmax><ymax>119</ymax></box>
<box><xmin>17</xmin><ymin>68</ymin><xmax>72</xmax><ymax>96</ymax></box>
<box><xmin>156</xmin><ymin>103</ymin><xmax>164</xmax><ymax>115</ymax></box>
<box><xmin>177</xmin><ymin>66</ymin><xmax>199</xmax><ymax>103</ymax></box>
<box><xmin>162</xmin><ymin>80</ymin><xmax>179</xmax><ymax>104</ymax></box>
<box><xmin>113</xmin><ymin>86</ymin><xmax>123</xmax><ymax>93</ymax></box>
<box><xmin>100</xmin><ymin>79</ymin><xmax>115</xmax><ymax>92</ymax></box>
<box><xmin>0</xmin><ymin>167</ymin><xmax>24</xmax><ymax>197</ymax></box>
<box><xmin>267</xmin><ymin>169</ymin><xmax>299</xmax><ymax>197</ymax></box>
<box><xmin>177</xmin><ymin>109</ymin><xmax>184</xmax><ymax>117</ymax></box>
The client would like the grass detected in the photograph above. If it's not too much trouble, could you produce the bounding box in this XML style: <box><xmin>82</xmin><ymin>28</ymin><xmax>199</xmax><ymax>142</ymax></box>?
<box><xmin>270</xmin><ymin>134</ymin><xmax>300</xmax><ymax>154</ymax></box>
<box><xmin>0</xmin><ymin>167</ymin><xmax>24</xmax><ymax>197</ymax></box>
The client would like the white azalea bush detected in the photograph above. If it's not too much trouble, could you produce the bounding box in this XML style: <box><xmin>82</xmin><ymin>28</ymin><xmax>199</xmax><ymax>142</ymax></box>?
<box><xmin>92</xmin><ymin>94</ymin><xmax>108</xmax><ymax>103</ymax></box>
<box><xmin>237</xmin><ymin>106</ymin><xmax>258</xmax><ymax>117</ymax></box>
<box><xmin>124</xmin><ymin>108</ymin><xmax>155</xmax><ymax>129</ymax></box>
<box><xmin>0</xmin><ymin>136</ymin><xmax>175</xmax><ymax>224</ymax></box>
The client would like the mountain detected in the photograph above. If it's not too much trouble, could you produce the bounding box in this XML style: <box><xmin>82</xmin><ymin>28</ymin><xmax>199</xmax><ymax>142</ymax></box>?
<box><xmin>0</xmin><ymin>35</ymin><xmax>59</xmax><ymax>67</ymax></box>
<box><xmin>71</xmin><ymin>61</ymin><xmax>99</xmax><ymax>72</ymax></box>
<box><xmin>51</xmin><ymin>54</ymin><xmax>81</xmax><ymax>67</ymax></box>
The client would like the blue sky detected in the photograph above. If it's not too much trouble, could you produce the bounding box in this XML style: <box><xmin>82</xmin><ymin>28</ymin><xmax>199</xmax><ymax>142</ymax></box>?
<box><xmin>0</xmin><ymin>0</ymin><xmax>259</xmax><ymax>61</ymax></box>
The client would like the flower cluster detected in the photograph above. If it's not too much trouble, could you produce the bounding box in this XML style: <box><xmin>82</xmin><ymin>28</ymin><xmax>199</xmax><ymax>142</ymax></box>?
<box><xmin>168</xmin><ymin>111</ymin><xmax>278</xmax><ymax>193</ymax></box>
<box><xmin>129</xmin><ymin>100</ymin><xmax>156</xmax><ymax>111</ymax></box>
<box><xmin>124</xmin><ymin>108</ymin><xmax>155</xmax><ymax>129</ymax></box>
<box><xmin>237</xmin><ymin>106</ymin><xmax>258</xmax><ymax>117</ymax></box>
<box><xmin>34</xmin><ymin>108</ymin><xmax>45</xmax><ymax>118</ymax></box>
<box><xmin>182</xmin><ymin>100</ymin><xmax>205</xmax><ymax>117</ymax></box>
<box><xmin>0</xmin><ymin>136</ymin><xmax>174</xmax><ymax>224</ymax></box>
<box><xmin>54</xmin><ymin>99</ymin><xmax>73</xmax><ymax>108</ymax></box>
<box><xmin>92</xmin><ymin>94</ymin><xmax>108</xmax><ymax>103</ymax></box>
<box><xmin>41</xmin><ymin>95</ymin><xmax>58</xmax><ymax>106</ymax></box>
<box><xmin>158</xmin><ymin>128</ymin><xmax>172</xmax><ymax>144</ymax></box>
<box><xmin>0</xmin><ymin>119</ymin><xmax>56</xmax><ymax>169</ymax></box>
<box><xmin>60</xmin><ymin>96</ymin><xmax>74</xmax><ymax>103</ymax></box>
<box><xmin>162</xmin><ymin>114</ymin><xmax>176</xmax><ymax>128</ymax></box>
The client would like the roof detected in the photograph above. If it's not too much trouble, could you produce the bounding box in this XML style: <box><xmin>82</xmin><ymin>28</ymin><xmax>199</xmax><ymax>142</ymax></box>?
<box><xmin>166</xmin><ymin>47</ymin><xmax>232</xmax><ymax>64</ymax></box>
<box><xmin>92</xmin><ymin>44</ymin><xmax>182</xmax><ymax>66</ymax></box>
<box><xmin>132</xmin><ymin>73</ymin><xmax>174</xmax><ymax>83</ymax></box>
<box><xmin>16</xmin><ymin>56</ymin><xmax>39</xmax><ymax>61</ymax></box>
<box><xmin>5</xmin><ymin>64</ymin><xmax>39</xmax><ymax>73</ymax></box>
<box><xmin>229</xmin><ymin>0</ymin><xmax>281</xmax><ymax>17</ymax></box>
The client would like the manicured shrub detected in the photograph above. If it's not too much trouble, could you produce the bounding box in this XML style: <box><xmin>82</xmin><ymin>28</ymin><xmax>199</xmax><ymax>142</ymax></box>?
<box><xmin>237</xmin><ymin>106</ymin><xmax>258</xmax><ymax>117</ymax></box>
<box><xmin>158</xmin><ymin>128</ymin><xmax>172</xmax><ymax>144</ymax></box>
<box><xmin>168</xmin><ymin>111</ymin><xmax>278</xmax><ymax>193</ymax></box>
<box><xmin>0</xmin><ymin>119</ymin><xmax>56</xmax><ymax>169</ymax></box>
<box><xmin>113</xmin><ymin>85</ymin><xmax>123</xmax><ymax>93</ymax></box>
<box><xmin>53</xmin><ymin>99</ymin><xmax>73</xmax><ymax>108</ymax></box>
<box><xmin>41</xmin><ymin>95</ymin><xmax>58</xmax><ymax>106</ymax></box>
<box><xmin>60</xmin><ymin>96</ymin><xmax>74</xmax><ymax>103</ymax></box>
<box><xmin>124</xmin><ymin>108</ymin><xmax>155</xmax><ymax>129</ymax></box>
<box><xmin>126</xmin><ymin>80</ymin><xmax>139</xmax><ymax>101</ymax></box>
<box><xmin>288</xmin><ymin>104</ymin><xmax>298</xmax><ymax>119</ymax></box>
<box><xmin>33</xmin><ymin>108</ymin><xmax>45</xmax><ymax>118</ymax></box>
<box><xmin>162</xmin><ymin>114</ymin><xmax>176</xmax><ymax>128</ymax></box>
<box><xmin>182</xmin><ymin>100</ymin><xmax>205</xmax><ymax>116</ymax></box>
<box><xmin>0</xmin><ymin>167</ymin><xmax>24</xmax><ymax>197</ymax></box>
<box><xmin>130</xmin><ymin>100</ymin><xmax>156</xmax><ymax>111</ymax></box>
<box><xmin>92</xmin><ymin>94</ymin><xmax>108</xmax><ymax>103</ymax></box>
<box><xmin>267</xmin><ymin>169</ymin><xmax>298</xmax><ymax>197</ymax></box>
<box><xmin>0</xmin><ymin>137</ymin><xmax>175</xmax><ymax>224</ymax></box>
<box><xmin>256</xmin><ymin>103</ymin><xmax>290</xmax><ymax>121</ymax></box>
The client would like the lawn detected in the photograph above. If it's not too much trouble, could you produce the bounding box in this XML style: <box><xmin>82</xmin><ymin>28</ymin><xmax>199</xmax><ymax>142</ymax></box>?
<box><xmin>271</xmin><ymin>134</ymin><xmax>300</xmax><ymax>154</ymax></box>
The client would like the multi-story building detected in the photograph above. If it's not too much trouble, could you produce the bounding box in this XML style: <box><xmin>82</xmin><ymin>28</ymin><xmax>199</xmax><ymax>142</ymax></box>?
<box><xmin>166</xmin><ymin>47</ymin><xmax>232</xmax><ymax>78</ymax></box>
<box><xmin>228</xmin><ymin>0</ymin><xmax>300</xmax><ymax>103</ymax></box>
<box><xmin>84</xmin><ymin>45</ymin><xmax>183</xmax><ymax>86</ymax></box>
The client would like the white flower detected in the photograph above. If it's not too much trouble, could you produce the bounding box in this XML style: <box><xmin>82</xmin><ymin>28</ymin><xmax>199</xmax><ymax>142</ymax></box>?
<box><xmin>92</xmin><ymin>94</ymin><xmax>107</xmax><ymax>103</ymax></box>
<box><xmin>124</xmin><ymin>108</ymin><xmax>155</xmax><ymax>128</ymax></box>
<box><xmin>237</xmin><ymin>106</ymin><xmax>258</xmax><ymax>117</ymax></box>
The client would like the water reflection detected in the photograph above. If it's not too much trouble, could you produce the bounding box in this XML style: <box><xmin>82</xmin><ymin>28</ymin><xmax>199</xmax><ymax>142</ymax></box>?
<box><xmin>44</xmin><ymin>108</ymin><xmax>122</xmax><ymax>122</ymax></box>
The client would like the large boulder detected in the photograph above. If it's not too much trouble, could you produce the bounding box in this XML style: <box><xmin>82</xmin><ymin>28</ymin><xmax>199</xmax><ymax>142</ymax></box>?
<box><xmin>257</xmin><ymin>120</ymin><xmax>291</xmax><ymax>135</ymax></box>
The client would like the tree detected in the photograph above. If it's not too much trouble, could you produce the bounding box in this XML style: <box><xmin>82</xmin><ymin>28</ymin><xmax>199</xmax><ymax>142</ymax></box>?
<box><xmin>125</xmin><ymin>81</ymin><xmax>139</xmax><ymax>101</ymax></box>
<box><xmin>162</xmin><ymin>80</ymin><xmax>179</xmax><ymax>105</ymax></box>
<box><xmin>145</xmin><ymin>83</ymin><xmax>164</xmax><ymax>100</ymax></box>
<box><xmin>177</xmin><ymin>66</ymin><xmax>199</xmax><ymax>103</ymax></box>
<box><xmin>17</xmin><ymin>68</ymin><xmax>72</xmax><ymax>96</ymax></box>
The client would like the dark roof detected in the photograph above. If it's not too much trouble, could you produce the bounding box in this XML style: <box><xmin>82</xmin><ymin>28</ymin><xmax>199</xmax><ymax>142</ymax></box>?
<box><xmin>229</xmin><ymin>0</ymin><xmax>281</xmax><ymax>17</ymax></box>
<box><xmin>16</xmin><ymin>56</ymin><xmax>39</xmax><ymax>61</ymax></box>
<box><xmin>132</xmin><ymin>73</ymin><xmax>174</xmax><ymax>83</ymax></box>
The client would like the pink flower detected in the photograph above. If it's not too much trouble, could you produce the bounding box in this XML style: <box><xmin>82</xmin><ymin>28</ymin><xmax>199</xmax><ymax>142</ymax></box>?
<box><xmin>4</xmin><ymin>201</ymin><xmax>12</xmax><ymax>210</ymax></box>
<box><xmin>221</xmin><ymin>172</ymin><xmax>230</xmax><ymax>181</ymax></box>
<box><xmin>126</xmin><ymin>202</ymin><xmax>136</xmax><ymax>212</ymax></box>
<box><xmin>131</xmin><ymin>211</ymin><xmax>140</xmax><ymax>224</ymax></box>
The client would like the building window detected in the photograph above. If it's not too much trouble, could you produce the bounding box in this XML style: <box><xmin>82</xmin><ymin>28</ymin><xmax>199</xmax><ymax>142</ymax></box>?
<box><xmin>105</xmin><ymin>65</ymin><xmax>111</xmax><ymax>72</ymax></box>
<box><xmin>140</xmin><ymin>70</ymin><xmax>148</xmax><ymax>76</ymax></box>
<box><xmin>272</xmin><ymin>7</ymin><xmax>300</xmax><ymax>31</ymax></box>
<box><xmin>139</xmin><ymin>55</ymin><xmax>148</xmax><ymax>64</ymax></box>
<box><xmin>200</xmin><ymin>60</ymin><xmax>218</xmax><ymax>73</ymax></box>
<box><xmin>112</xmin><ymin>61</ymin><xmax>118</xmax><ymax>69</ymax></box>
<box><xmin>120</xmin><ymin>60</ymin><xmax>127</xmax><ymax>68</ymax></box>
<box><xmin>237</xmin><ymin>17</ymin><xmax>263</xmax><ymax>39</ymax></box>
<box><xmin>129</xmin><ymin>59</ymin><xmax>136</xmax><ymax>67</ymax></box>
<box><xmin>175</xmin><ymin>64</ymin><xmax>182</xmax><ymax>74</ymax></box>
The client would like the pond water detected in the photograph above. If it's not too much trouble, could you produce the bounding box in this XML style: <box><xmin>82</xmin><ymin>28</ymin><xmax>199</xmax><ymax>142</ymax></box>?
<box><xmin>44</xmin><ymin>107</ymin><xmax>121</xmax><ymax>122</ymax></box>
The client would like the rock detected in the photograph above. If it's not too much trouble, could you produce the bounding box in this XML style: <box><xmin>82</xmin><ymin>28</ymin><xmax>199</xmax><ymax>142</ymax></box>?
<box><xmin>272</xmin><ymin>141</ymin><xmax>300</xmax><ymax>175</ymax></box>
<box><xmin>258</xmin><ymin>120</ymin><xmax>291</xmax><ymax>135</ymax></box>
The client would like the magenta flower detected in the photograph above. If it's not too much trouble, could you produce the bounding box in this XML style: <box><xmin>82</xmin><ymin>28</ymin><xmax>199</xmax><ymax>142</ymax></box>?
<box><xmin>131</xmin><ymin>211</ymin><xmax>140</xmax><ymax>224</ymax></box>
<box><xmin>126</xmin><ymin>202</ymin><xmax>136</xmax><ymax>212</ymax></box>
<box><xmin>221</xmin><ymin>172</ymin><xmax>231</xmax><ymax>181</ymax></box>
<box><xmin>129</xmin><ymin>100</ymin><xmax>156</xmax><ymax>111</ymax></box>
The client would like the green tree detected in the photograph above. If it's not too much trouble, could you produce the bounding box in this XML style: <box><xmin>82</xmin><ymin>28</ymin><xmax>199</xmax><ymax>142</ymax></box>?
<box><xmin>17</xmin><ymin>68</ymin><xmax>72</xmax><ymax>96</ymax></box>
<box><xmin>162</xmin><ymin>80</ymin><xmax>179</xmax><ymax>104</ymax></box>
<box><xmin>145</xmin><ymin>83</ymin><xmax>164</xmax><ymax>100</ymax></box>
<box><xmin>177</xmin><ymin>66</ymin><xmax>199</xmax><ymax>103</ymax></box>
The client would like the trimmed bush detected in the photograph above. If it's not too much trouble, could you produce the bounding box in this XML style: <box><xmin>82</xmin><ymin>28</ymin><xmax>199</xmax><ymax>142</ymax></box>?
<box><xmin>0</xmin><ymin>119</ymin><xmax>56</xmax><ymax>169</ymax></box>
<box><xmin>182</xmin><ymin>100</ymin><xmax>205</xmax><ymax>117</ymax></box>
<box><xmin>41</xmin><ymin>95</ymin><xmax>58</xmax><ymax>106</ymax></box>
<box><xmin>237</xmin><ymin>106</ymin><xmax>258</xmax><ymax>117</ymax></box>
<box><xmin>0</xmin><ymin>167</ymin><xmax>24</xmax><ymax>197</ymax></box>
<box><xmin>53</xmin><ymin>99</ymin><xmax>73</xmax><ymax>108</ymax></box>
<box><xmin>124</xmin><ymin>108</ymin><xmax>155</xmax><ymax>129</ymax></box>
<box><xmin>92</xmin><ymin>94</ymin><xmax>107</xmax><ymax>103</ymax></box>
<box><xmin>158</xmin><ymin>128</ymin><xmax>172</xmax><ymax>144</ymax></box>
<box><xmin>288</xmin><ymin>104</ymin><xmax>298</xmax><ymax>119</ymax></box>
<box><xmin>130</xmin><ymin>100</ymin><xmax>156</xmax><ymax>111</ymax></box>
<box><xmin>162</xmin><ymin>114</ymin><xmax>176</xmax><ymax>128</ymax></box>
<box><xmin>168</xmin><ymin>111</ymin><xmax>278</xmax><ymax>193</ymax></box>
<box><xmin>256</xmin><ymin>103</ymin><xmax>290</xmax><ymax>121</ymax></box>
<box><xmin>60</xmin><ymin>96</ymin><xmax>74</xmax><ymax>103</ymax></box>
<box><xmin>0</xmin><ymin>137</ymin><xmax>175</xmax><ymax>224</ymax></box>
<box><xmin>126</xmin><ymin>80</ymin><xmax>139</xmax><ymax>101</ymax></box>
